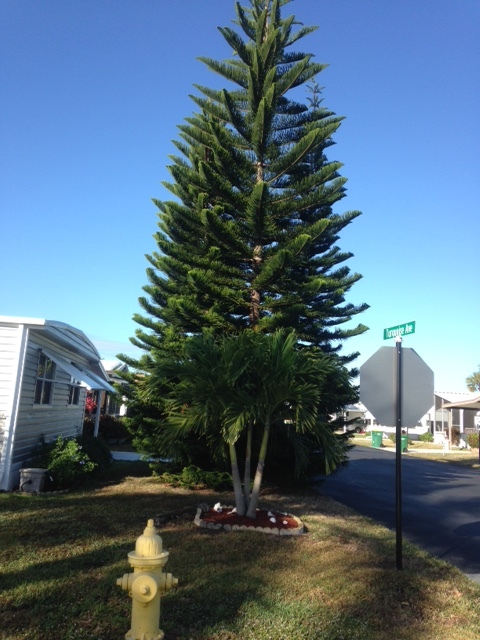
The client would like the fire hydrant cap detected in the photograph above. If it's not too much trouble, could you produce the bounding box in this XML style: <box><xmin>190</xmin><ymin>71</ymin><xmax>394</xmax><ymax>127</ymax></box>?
<box><xmin>135</xmin><ymin>519</ymin><xmax>163</xmax><ymax>557</ymax></box>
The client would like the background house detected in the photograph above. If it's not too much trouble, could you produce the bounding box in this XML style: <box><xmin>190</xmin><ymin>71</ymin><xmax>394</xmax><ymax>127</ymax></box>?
<box><xmin>0</xmin><ymin>316</ymin><xmax>114</xmax><ymax>490</ymax></box>
<box><xmin>433</xmin><ymin>391</ymin><xmax>480</xmax><ymax>444</ymax></box>
<box><xmin>99</xmin><ymin>359</ymin><xmax>129</xmax><ymax>417</ymax></box>
<box><xmin>360</xmin><ymin>390</ymin><xmax>480</xmax><ymax>444</ymax></box>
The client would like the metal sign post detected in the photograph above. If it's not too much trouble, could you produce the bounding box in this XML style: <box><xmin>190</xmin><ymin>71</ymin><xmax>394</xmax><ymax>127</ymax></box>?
<box><xmin>360</xmin><ymin>321</ymin><xmax>434</xmax><ymax>572</ymax></box>
<box><xmin>395</xmin><ymin>337</ymin><xmax>403</xmax><ymax>570</ymax></box>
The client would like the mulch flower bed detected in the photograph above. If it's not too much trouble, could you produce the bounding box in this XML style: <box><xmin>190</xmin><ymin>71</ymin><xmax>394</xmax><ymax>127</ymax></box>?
<box><xmin>194</xmin><ymin>504</ymin><xmax>305</xmax><ymax>536</ymax></box>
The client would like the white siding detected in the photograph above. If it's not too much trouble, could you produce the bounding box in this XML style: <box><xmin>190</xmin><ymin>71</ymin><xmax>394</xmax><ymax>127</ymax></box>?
<box><xmin>0</xmin><ymin>325</ymin><xmax>22</xmax><ymax>476</ymax></box>
<box><xmin>0</xmin><ymin>318</ymin><xmax>112</xmax><ymax>490</ymax></box>
<box><xmin>0</xmin><ymin>324</ymin><xmax>30</xmax><ymax>490</ymax></box>
<box><xmin>0</xmin><ymin>325</ymin><xmax>19</xmax><ymax>421</ymax></box>
<box><xmin>10</xmin><ymin>332</ymin><xmax>88</xmax><ymax>472</ymax></box>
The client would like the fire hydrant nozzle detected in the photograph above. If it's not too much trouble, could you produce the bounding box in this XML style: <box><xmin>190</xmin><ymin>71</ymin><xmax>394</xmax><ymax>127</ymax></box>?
<box><xmin>117</xmin><ymin>519</ymin><xmax>178</xmax><ymax>640</ymax></box>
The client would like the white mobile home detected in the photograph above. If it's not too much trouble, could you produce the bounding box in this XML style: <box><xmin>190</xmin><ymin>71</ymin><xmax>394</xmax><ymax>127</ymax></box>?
<box><xmin>0</xmin><ymin>316</ymin><xmax>114</xmax><ymax>491</ymax></box>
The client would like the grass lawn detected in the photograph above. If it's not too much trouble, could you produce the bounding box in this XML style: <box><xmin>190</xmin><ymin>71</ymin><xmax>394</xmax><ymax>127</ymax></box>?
<box><xmin>2</xmin><ymin>460</ymin><xmax>480</xmax><ymax>640</ymax></box>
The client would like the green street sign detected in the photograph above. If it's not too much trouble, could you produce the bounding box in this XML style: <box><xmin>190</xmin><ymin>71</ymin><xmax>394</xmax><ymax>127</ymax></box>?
<box><xmin>383</xmin><ymin>321</ymin><xmax>416</xmax><ymax>340</ymax></box>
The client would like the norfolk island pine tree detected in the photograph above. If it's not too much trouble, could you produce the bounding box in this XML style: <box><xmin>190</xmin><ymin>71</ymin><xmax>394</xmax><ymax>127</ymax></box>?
<box><xmin>118</xmin><ymin>0</ymin><xmax>368</xmax><ymax>501</ymax></box>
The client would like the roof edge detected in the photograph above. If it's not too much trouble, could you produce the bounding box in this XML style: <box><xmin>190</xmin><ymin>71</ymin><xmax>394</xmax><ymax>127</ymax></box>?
<box><xmin>0</xmin><ymin>316</ymin><xmax>101</xmax><ymax>360</ymax></box>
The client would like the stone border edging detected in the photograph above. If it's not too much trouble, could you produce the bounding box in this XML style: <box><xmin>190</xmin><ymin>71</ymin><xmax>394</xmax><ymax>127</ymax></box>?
<box><xmin>194</xmin><ymin>505</ymin><xmax>305</xmax><ymax>536</ymax></box>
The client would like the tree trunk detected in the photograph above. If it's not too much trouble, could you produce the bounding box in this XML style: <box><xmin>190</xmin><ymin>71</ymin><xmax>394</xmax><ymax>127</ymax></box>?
<box><xmin>249</xmin><ymin>244</ymin><xmax>262</xmax><ymax>326</ymax></box>
<box><xmin>246</xmin><ymin>421</ymin><xmax>270</xmax><ymax>518</ymax></box>
<box><xmin>243</xmin><ymin>421</ymin><xmax>253</xmax><ymax>508</ymax></box>
<box><xmin>229</xmin><ymin>442</ymin><xmax>246</xmax><ymax>515</ymax></box>
<box><xmin>249</xmin><ymin>161</ymin><xmax>264</xmax><ymax>326</ymax></box>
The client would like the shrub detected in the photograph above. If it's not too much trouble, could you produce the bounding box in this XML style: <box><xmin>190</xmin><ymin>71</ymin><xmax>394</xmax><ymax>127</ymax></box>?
<box><xmin>419</xmin><ymin>431</ymin><xmax>434</xmax><ymax>442</ymax></box>
<box><xmin>28</xmin><ymin>435</ymin><xmax>102</xmax><ymax>489</ymax></box>
<box><xmin>467</xmin><ymin>432</ymin><xmax>479</xmax><ymax>449</ymax></box>
<box><xmin>47</xmin><ymin>437</ymin><xmax>97</xmax><ymax>489</ymax></box>
<box><xmin>28</xmin><ymin>434</ymin><xmax>54</xmax><ymax>470</ymax></box>
<box><xmin>76</xmin><ymin>434</ymin><xmax>113</xmax><ymax>469</ymax></box>
<box><xmin>83</xmin><ymin>414</ymin><xmax>130</xmax><ymax>441</ymax></box>
<box><xmin>100</xmin><ymin>414</ymin><xmax>130</xmax><ymax>440</ymax></box>
<box><xmin>155</xmin><ymin>465</ymin><xmax>232</xmax><ymax>491</ymax></box>
<box><xmin>82</xmin><ymin>418</ymin><xmax>94</xmax><ymax>438</ymax></box>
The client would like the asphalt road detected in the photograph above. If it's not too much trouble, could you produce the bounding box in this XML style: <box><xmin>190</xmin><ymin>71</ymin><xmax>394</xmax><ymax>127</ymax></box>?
<box><xmin>315</xmin><ymin>445</ymin><xmax>480</xmax><ymax>582</ymax></box>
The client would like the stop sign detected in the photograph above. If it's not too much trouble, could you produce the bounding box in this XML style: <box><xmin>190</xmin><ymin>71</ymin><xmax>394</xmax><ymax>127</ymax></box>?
<box><xmin>360</xmin><ymin>347</ymin><xmax>434</xmax><ymax>427</ymax></box>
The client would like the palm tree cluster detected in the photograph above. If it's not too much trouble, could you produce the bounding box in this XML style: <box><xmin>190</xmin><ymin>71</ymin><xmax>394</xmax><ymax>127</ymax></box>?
<box><xmin>141</xmin><ymin>330</ymin><xmax>351</xmax><ymax>516</ymax></box>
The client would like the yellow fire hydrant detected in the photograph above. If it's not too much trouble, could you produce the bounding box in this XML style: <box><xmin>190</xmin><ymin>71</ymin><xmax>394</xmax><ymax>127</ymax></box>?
<box><xmin>117</xmin><ymin>519</ymin><xmax>178</xmax><ymax>640</ymax></box>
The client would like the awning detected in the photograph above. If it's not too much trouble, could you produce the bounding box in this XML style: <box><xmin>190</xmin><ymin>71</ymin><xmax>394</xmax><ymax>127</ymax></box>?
<box><xmin>441</xmin><ymin>395</ymin><xmax>480</xmax><ymax>411</ymax></box>
<box><xmin>41</xmin><ymin>348</ymin><xmax>115</xmax><ymax>393</ymax></box>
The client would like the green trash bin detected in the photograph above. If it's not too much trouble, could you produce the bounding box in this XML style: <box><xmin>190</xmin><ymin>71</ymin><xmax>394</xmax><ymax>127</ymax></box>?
<box><xmin>400</xmin><ymin>434</ymin><xmax>409</xmax><ymax>453</ymax></box>
<box><xmin>371</xmin><ymin>431</ymin><xmax>383</xmax><ymax>448</ymax></box>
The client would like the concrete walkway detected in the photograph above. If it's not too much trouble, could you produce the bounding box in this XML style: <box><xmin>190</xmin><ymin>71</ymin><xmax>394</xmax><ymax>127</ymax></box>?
<box><xmin>373</xmin><ymin>445</ymin><xmax>476</xmax><ymax>456</ymax></box>
<box><xmin>111</xmin><ymin>450</ymin><xmax>144</xmax><ymax>461</ymax></box>
<box><xmin>110</xmin><ymin>451</ymin><xmax>167</xmax><ymax>462</ymax></box>
<box><xmin>352</xmin><ymin>437</ymin><xmax>475</xmax><ymax>457</ymax></box>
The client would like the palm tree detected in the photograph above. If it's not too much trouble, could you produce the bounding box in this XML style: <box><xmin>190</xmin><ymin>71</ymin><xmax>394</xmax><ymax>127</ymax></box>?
<box><xmin>140</xmin><ymin>329</ymin><xmax>351</xmax><ymax>518</ymax></box>
<box><xmin>466</xmin><ymin>366</ymin><xmax>480</xmax><ymax>393</ymax></box>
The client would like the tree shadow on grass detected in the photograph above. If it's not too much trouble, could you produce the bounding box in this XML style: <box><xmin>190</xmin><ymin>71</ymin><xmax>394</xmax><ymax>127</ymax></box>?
<box><xmin>2</xmin><ymin>469</ymin><xmax>480</xmax><ymax>640</ymax></box>
<box><xmin>0</xmin><ymin>500</ymin><xmax>289</xmax><ymax>639</ymax></box>
<box><xmin>297</xmin><ymin>503</ymin><xmax>480</xmax><ymax>640</ymax></box>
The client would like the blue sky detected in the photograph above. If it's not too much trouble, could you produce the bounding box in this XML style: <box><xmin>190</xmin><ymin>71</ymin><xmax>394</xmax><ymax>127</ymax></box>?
<box><xmin>1</xmin><ymin>0</ymin><xmax>478</xmax><ymax>392</ymax></box>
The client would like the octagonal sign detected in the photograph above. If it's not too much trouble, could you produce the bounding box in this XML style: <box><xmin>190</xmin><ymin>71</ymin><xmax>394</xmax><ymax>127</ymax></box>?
<box><xmin>360</xmin><ymin>347</ymin><xmax>434</xmax><ymax>427</ymax></box>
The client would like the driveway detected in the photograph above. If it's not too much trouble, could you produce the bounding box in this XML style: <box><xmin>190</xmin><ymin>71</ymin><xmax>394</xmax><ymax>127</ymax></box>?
<box><xmin>315</xmin><ymin>445</ymin><xmax>480</xmax><ymax>582</ymax></box>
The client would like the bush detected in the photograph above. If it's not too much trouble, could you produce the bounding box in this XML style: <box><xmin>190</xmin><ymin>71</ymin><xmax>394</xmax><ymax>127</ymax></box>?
<box><xmin>100</xmin><ymin>414</ymin><xmax>130</xmax><ymax>441</ymax></box>
<box><xmin>83</xmin><ymin>414</ymin><xmax>131</xmax><ymax>441</ymax></box>
<box><xmin>154</xmin><ymin>465</ymin><xmax>232</xmax><ymax>491</ymax></box>
<box><xmin>76</xmin><ymin>434</ymin><xmax>113</xmax><ymax>469</ymax></box>
<box><xmin>28</xmin><ymin>434</ymin><xmax>54</xmax><ymax>470</ymax></box>
<box><xmin>28</xmin><ymin>435</ymin><xmax>103</xmax><ymax>489</ymax></box>
<box><xmin>47</xmin><ymin>437</ymin><xmax>97</xmax><ymax>489</ymax></box>
<box><xmin>419</xmin><ymin>431</ymin><xmax>434</xmax><ymax>442</ymax></box>
<box><xmin>467</xmin><ymin>432</ymin><xmax>479</xmax><ymax>449</ymax></box>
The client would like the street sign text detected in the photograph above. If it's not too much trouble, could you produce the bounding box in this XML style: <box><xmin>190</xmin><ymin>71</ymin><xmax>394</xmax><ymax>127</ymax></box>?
<box><xmin>384</xmin><ymin>321</ymin><xmax>416</xmax><ymax>340</ymax></box>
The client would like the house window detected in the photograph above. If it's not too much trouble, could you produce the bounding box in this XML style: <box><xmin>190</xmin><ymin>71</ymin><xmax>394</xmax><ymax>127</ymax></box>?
<box><xmin>68</xmin><ymin>378</ymin><xmax>81</xmax><ymax>405</ymax></box>
<box><xmin>34</xmin><ymin>353</ymin><xmax>56</xmax><ymax>405</ymax></box>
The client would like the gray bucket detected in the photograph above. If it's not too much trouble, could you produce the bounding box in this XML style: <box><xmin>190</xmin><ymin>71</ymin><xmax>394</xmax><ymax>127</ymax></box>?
<box><xmin>19</xmin><ymin>468</ymin><xmax>47</xmax><ymax>493</ymax></box>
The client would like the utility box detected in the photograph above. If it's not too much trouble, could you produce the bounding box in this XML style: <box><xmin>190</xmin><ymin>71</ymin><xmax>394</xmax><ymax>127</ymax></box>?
<box><xmin>19</xmin><ymin>468</ymin><xmax>47</xmax><ymax>493</ymax></box>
